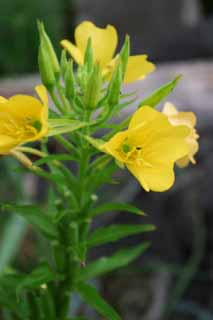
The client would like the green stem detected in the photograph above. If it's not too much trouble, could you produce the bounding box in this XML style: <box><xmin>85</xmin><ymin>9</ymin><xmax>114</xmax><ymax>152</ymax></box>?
<box><xmin>54</xmin><ymin>135</ymin><xmax>76</xmax><ymax>154</ymax></box>
<box><xmin>49</xmin><ymin>88</ymin><xmax>65</xmax><ymax>113</ymax></box>
<box><xmin>56</xmin><ymin>81</ymin><xmax>71</xmax><ymax>113</ymax></box>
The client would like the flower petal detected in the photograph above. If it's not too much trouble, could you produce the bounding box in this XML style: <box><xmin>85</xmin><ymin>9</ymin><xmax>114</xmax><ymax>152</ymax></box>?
<box><xmin>60</xmin><ymin>40</ymin><xmax>84</xmax><ymax>65</ymax></box>
<box><xmin>74</xmin><ymin>21</ymin><xmax>118</xmax><ymax>68</ymax></box>
<box><xmin>35</xmin><ymin>85</ymin><xmax>48</xmax><ymax>107</ymax></box>
<box><xmin>128</xmin><ymin>106</ymin><xmax>160</xmax><ymax>130</ymax></box>
<box><xmin>124</xmin><ymin>55</ymin><xmax>155</xmax><ymax>84</ymax></box>
<box><xmin>127</xmin><ymin>162</ymin><xmax>175</xmax><ymax>192</ymax></box>
<box><xmin>101</xmin><ymin>131</ymin><xmax>128</xmax><ymax>162</ymax></box>
<box><xmin>0</xmin><ymin>97</ymin><xmax>8</xmax><ymax>103</ymax></box>
<box><xmin>0</xmin><ymin>135</ymin><xmax>18</xmax><ymax>154</ymax></box>
<box><xmin>163</xmin><ymin>103</ymin><xmax>197</xmax><ymax>128</ymax></box>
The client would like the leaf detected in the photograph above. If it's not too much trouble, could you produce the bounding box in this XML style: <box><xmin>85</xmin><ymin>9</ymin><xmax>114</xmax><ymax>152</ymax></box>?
<box><xmin>77</xmin><ymin>242</ymin><xmax>150</xmax><ymax>282</ymax></box>
<box><xmin>88</xmin><ymin>202</ymin><xmax>145</xmax><ymax>218</ymax></box>
<box><xmin>34</xmin><ymin>154</ymin><xmax>76</xmax><ymax>166</ymax></box>
<box><xmin>87</xmin><ymin>224</ymin><xmax>155</xmax><ymax>247</ymax></box>
<box><xmin>83</xmin><ymin>135</ymin><xmax>105</xmax><ymax>150</ymax></box>
<box><xmin>48</xmin><ymin>119</ymin><xmax>94</xmax><ymax>137</ymax></box>
<box><xmin>77</xmin><ymin>283</ymin><xmax>121</xmax><ymax>320</ymax></box>
<box><xmin>0</xmin><ymin>204</ymin><xmax>58</xmax><ymax>239</ymax></box>
<box><xmin>138</xmin><ymin>75</ymin><xmax>181</xmax><ymax>108</ymax></box>
<box><xmin>0</xmin><ymin>215</ymin><xmax>27</xmax><ymax>274</ymax></box>
<box><xmin>16</xmin><ymin>262</ymin><xmax>64</xmax><ymax>296</ymax></box>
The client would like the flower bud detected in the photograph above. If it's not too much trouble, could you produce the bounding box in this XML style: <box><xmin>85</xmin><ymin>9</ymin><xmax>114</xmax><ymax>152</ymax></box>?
<box><xmin>84</xmin><ymin>63</ymin><xmax>102</xmax><ymax>109</ymax></box>
<box><xmin>120</xmin><ymin>35</ymin><xmax>130</xmax><ymax>80</ymax></box>
<box><xmin>60</xmin><ymin>50</ymin><xmax>69</xmax><ymax>77</ymax></box>
<box><xmin>107</xmin><ymin>61</ymin><xmax>122</xmax><ymax>106</ymax></box>
<box><xmin>64</xmin><ymin>60</ymin><xmax>75</xmax><ymax>100</ymax></box>
<box><xmin>38</xmin><ymin>45</ymin><xmax>56</xmax><ymax>89</ymax></box>
<box><xmin>84</xmin><ymin>37</ymin><xmax>93</xmax><ymax>73</ymax></box>
<box><xmin>37</xmin><ymin>21</ymin><xmax>60</xmax><ymax>79</ymax></box>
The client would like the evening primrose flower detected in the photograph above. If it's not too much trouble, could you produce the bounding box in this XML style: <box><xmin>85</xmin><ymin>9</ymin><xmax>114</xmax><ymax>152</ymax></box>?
<box><xmin>163</xmin><ymin>102</ymin><xmax>199</xmax><ymax>167</ymax></box>
<box><xmin>0</xmin><ymin>85</ymin><xmax>48</xmax><ymax>155</ymax></box>
<box><xmin>101</xmin><ymin>106</ymin><xmax>190</xmax><ymax>192</ymax></box>
<box><xmin>61</xmin><ymin>21</ymin><xmax>155</xmax><ymax>84</ymax></box>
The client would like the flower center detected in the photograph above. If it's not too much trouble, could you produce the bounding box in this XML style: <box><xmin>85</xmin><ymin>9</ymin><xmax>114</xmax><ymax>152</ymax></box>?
<box><xmin>121</xmin><ymin>142</ymin><xmax>143</xmax><ymax>163</ymax></box>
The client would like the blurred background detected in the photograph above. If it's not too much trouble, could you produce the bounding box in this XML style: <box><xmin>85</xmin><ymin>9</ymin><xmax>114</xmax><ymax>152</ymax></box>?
<box><xmin>0</xmin><ymin>0</ymin><xmax>213</xmax><ymax>319</ymax></box>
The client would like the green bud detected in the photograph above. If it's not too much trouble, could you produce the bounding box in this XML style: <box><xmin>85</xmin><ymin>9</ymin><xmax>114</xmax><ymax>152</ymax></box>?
<box><xmin>60</xmin><ymin>49</ymin><xmax>69</xmax><ymax>77</ymax></box>
<box><xmin>37</xmin><ymin>21</ymin><xmax>60</xmax><ymax>79</ymax></box>
<box><xmin>107</xmin><ymin>60</ymin><xmax>122</xmax><ymax>106</ymax></box>
<box><xmin>84</xmin><ymin>63</ymin><xmax>102</xmax><ymax>109</ymax></box>
<box><xmin>120</xmin><ymin>35</ymin><xmax>130</xmax><ymax>79</ymax></box>
<box><xmin>38</xmin><ymin>44</ymin><xmax>56</xmax><ymax>89</ymax></box>
<box><xmin>84</xmin><ymin>37</ymin><xmax>93</xmax><ymax>73</ymax></box>
<box><xmin>64</xmin><ymin>60</ymin><xmax>75</xmax><ymax>100</ymax></box>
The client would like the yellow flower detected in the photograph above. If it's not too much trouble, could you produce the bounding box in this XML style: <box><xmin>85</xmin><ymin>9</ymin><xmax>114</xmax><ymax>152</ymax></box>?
<box><xmin>101</xmin><ymin>106</ymin><xmax>190</xmax><ymax>192</ymax></box>
<box><xmin>0</xmin><ymin>85</ymin><xmax>48</xmax><ymax>155</ymax></box>
<box><xmin>163</xmin><ymin>102</ymin><xmax>199</xmax><ymax>167</ymax></box>
<box><xmin>61</xmin><ymin>21</ymin><xmax>155</xmax><ymax>84</ymax></box>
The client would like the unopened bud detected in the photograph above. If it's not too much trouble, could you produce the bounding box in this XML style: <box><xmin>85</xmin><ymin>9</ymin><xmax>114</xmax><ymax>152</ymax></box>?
<box><xmin>84</xmin><ymin>63</ymin><xmax>102</xmax><ymax>109</ymax></box>
<box><xmin>84</xmin><ymin>37</ymin><xmax>93</xmax><ymax>73</ymax></box>
<box><xmin>38</xmin><ymin>45</ymin><xmax>56</xmax><ymax>89</ymax></box>
<box><xmin>38</xmin><ymin>21</ymin><xmax>60</xmax><ymax>79</ymax></box>
<box><xmin>65</xmin><ymin>60</ymin><xmax>75</xmax><ymax>100</ymax></box>
<box><xmin>60</xmin><ymin>49</ymin><xmax>69</xmax><ymax>77</ymax></box>
<box><xmin>120</xmin><ymin>35</ymin><xmax>130</xmax><ymax>79</ymax></box>
<box><xmin>107</xmin><ymin>60</ymin><xmax>122</xmax><ymax>106</ymax></box>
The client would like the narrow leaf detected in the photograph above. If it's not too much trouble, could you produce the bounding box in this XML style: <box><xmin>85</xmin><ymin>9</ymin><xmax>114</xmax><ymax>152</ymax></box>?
<box><xmin>0</xmin><ymin>215</ymin><xmax>27</xmax><ymax>274</ymax></box>
<box><xmin>88</xmin><ymin>224</ymin><xmax>155</xmax><ymax>247</ymax></box>
<box><xmin>138</xmin><ymin>75</ymin><xmax>181</xmax><ymax>108</ymax></box>
<box><xmin>77</xmin><ymin>283</ymin><xmax>121</xmax><ymax>320</ymax></box>
<box><xmin>0</xmin><ymin>204</ymin><xmax>58</xmax><ymax>239</ymax></box>
<box><xmin>88</xmin><ymin>202</ymin><xmax>145</xmax><ymax>218</ymax></box>
<box><xmin>34</xmin><ymin>154</ymin><xmax>76</xmax><ymax>166</ymax></box>
<box><xmin>16</xmin><ymin>263</ymin><xmax>64</xmax><ymax>295</ymax></box>
<box><xmin>77</xmin><ymin>242</ymin><xmax>150</xmax><ymax>282</ymax></box>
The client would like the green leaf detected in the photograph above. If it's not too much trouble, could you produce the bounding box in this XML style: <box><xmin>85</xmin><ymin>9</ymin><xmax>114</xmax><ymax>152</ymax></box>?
<box><xmin>77</xmin><ymin>283</ymin><xmax>121</xmax><ymax>320</ymax></box>
<box><xmin>48</xmin><ymin>119</ymin><xmax>92</xmax><ymax>137</ymax></box>
<box><xmin>88</xmin><ymin>224</ymin><xmax>155</xmax><ymax>247</ymax></box>
<box><xmin>88</xmin><ymin>202</ymin><xmax>145</xmax><ymax>218</ymax></box>
<box><xmin>0</xmin><ymin>215</ymin><xmax>27</xmax><ymax>274</ymax></box>
<box><xmin>138</xmin><ymin>75</ymin><xmax>181</xmax><ymax>108</ymax></box>
<box><xmin>0</xmin><ymin>204</ymin><xmax>58</xmax><ymax>240</ymax></box>
<box><xmin>16</xmin><ymin>262</ymin><xmax>64</xmax><ymax>296</ymax></box>
<box><xmin>34</xmin><ymin>154</ymin><xmax>76</xmax><ymax>166</ymax></box>
<box><xmin>77</xmin><ymin>242</ymin><xmax>150</xmax><ymax>282</ymax></box>
<box><xmin>83</xmin><ymin>135</ymin><xmax>105</xmax><ymax>150</ymax></box>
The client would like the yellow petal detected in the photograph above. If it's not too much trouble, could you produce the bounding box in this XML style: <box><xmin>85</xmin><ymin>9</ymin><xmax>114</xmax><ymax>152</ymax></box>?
<box><xmin>0</xmin><ymin>95</ymin><xmax>44</xmax><ymax>121</ymax></box>
<box><xmin>143</xmin><ymin>125</ymin><xmax>190</xmax><ymax>164</ymax></box>
<box><xmin>0</xmin><ymin>97</ymin><xmax>7</xmax><ymax>103</ymax></box>
<box><xmin>101</xmin><ymin>131</ymin><xmax>128</xmax><ymax>163</ymax></box>
<box><xmin>163</xmin><ymin>102</ymin><xmax>178</xmax><ymax>116</ymax></box>
<box><xmin>0</xmin><ymin>135</ymin><xmax>18</xmax><ymax>155</ymax></box>
<box><xmin>74</xmin><ymin>21</ymin><xmax>118</xmax><ymax>68</ymax></box>
<box><xmin>35</xmin><ymin>85</ymin><xmax>48</xmax><ymax>107</ymax></box>
<box><xmin>128</xmin><ymin>106</ymin><xmax>161</xmax><ymax>130</ymax></box>
<box><xmin>35</xmin><ymin>85</ymin><xmax>48</xmax><ymax>136</ymax></box>
<box><xmin>124</xmin><ymin>55</ymin><xmax>155</xmax><ymax>84</ymax></box>
<box><xmin>163</xmin><ymin>102</ymin><xmax>197</xmax><ymax>127</ymax></box>
<box><xmin>61</xmin><ymin>40</ymin><xmax>84</xmax><ymax>65</ymax></box>
<box><xmin>163</xmin><ymin>102</ymin><xmax>199</xmax><ymax>166</ymax></box>
<box><xmin>127</xmin><ymin>162</ymin><xmax>175</xmax><ymax>192</ymax></box>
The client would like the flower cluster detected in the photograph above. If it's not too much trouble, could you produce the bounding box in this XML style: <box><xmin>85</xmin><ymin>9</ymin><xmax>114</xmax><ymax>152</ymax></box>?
<box><xmin>0</xmin><ymin>20</ymin><xmax>199</xmax><ymax>192</ymax></box>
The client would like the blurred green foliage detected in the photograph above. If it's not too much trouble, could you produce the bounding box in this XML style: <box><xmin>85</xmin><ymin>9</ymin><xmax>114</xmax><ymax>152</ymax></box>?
<box><xmin>0</xmin><ymin>0</ymin><xmax>74</xmax><ymax>75</ymax></box>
